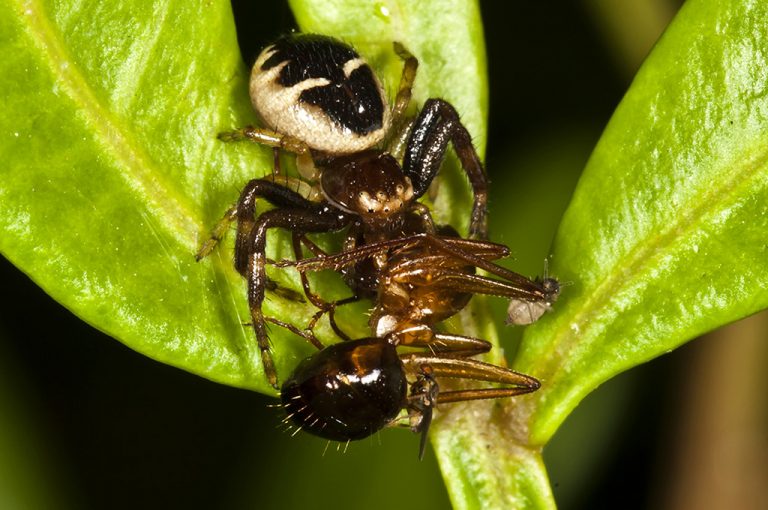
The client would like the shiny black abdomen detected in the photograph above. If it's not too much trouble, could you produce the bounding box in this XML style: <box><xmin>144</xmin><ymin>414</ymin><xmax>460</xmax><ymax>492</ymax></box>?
<box><xmin>281</xmin><ymin>338</ymin><xmax>408</xmax><ymax>441</ymax></box>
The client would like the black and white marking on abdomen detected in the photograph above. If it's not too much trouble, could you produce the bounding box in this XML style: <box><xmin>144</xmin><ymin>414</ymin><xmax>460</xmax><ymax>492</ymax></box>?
<box><xmin>250</xmin><ymin>34</ymin><xmax>390</xmax><ymax>154</ymax></box>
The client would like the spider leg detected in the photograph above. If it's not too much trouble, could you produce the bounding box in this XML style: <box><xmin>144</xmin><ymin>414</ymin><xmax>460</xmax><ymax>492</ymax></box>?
<box><xmin>403</xmin><ymin>98</ymin><xmax>489</xmax><ymax>239</ymax></box>
<box><xmin>233</xmin><ymin>178</ymin><xmax>322</xmax><ymax>276</ymax></box>
<box><xmin>196</xmin><ymin>172</ymin><xmax>319</xmax><ymax>263</ymax></box>
<box><xmin>196</xmin><ymin>205</ymin><xmax>238</xmax><ymax>261</ymax></box>
<box><xmin>244</xmin><ymin>206</ymin><xmax>350</xmax><ymax>388</ymax></box>
<box><xmin>391</xmin><ymin>42</ymin><xmax>419</xmax><ymax>123</ymax></box>
<box><xmin>218</xmin><ymin>126</ymin><xmax>311</xmax><ymax>158</ymax></box>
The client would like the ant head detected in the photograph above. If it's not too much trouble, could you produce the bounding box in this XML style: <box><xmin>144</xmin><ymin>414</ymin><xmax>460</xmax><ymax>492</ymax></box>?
<box><xmin>321</xmin><ymin>150</ymin><xmax>415</xmax><ymax>221</ymax></box>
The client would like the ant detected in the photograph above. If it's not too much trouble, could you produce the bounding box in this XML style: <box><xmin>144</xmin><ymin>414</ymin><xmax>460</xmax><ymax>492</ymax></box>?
<box><xmin>197</xmin><ymin>34</ymin><xmax>490</xmax><ymax>388</ymax></box>
<box><xmin>277</xmin><ymin>222</ymin><xmax>560</xmax><ymax>457</ymax></box>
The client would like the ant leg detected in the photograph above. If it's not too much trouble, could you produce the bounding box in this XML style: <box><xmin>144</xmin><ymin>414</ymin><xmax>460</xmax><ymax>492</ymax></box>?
<box><xmin>418</xmin><ymin>236</ymin><xmax>561</xmax><ymax>306</ymax></box>
<box><xmin>353</xmin><ymin>233</ymin><xmax>551</xmax><ymax>300</ymax></box>
<box><xmin>290</xmin><ymin>233</ymin><xmax>359</xmax><ymax>342</ymax></box>
<box><xmin>392</xmin><ymin>262</ymin><xmax>557</xmax><ymax>306</ymax></box>
<box><xmin>244</xmin><ymin>207</ymin><xmax>350</xmax><ymax>388</ymax></box>
<box><xmin>393</xmin><ymin>330</ymin><xmax>492</xmax><ymax>357</ymax></box>
<box><xmin>289</xmin><ymin>233</ymin><xmax>509</xmax><ymax>273</ymax></box>
<box><xmin>404</xmin><ymin>355</ymin><xmax>539</xmax><ymax>460</ymax></box>
<box><xmin>291</xmin><ymin>232</ymin><xmax>330</xmax><ymax>310</ymax></box>
<box><xmin>291</xmin><ymin>232</ymin><xmax>558</xmax><ymax>328</ymax></box>
<box><xmin>400</xmin><ymin>354</ymin><xmax>540</xmax><ymax>403</ymax></box>
<box><xmin>325</xmin><ymin>296</ymin><xmax>359</xmax><ymax>340</ymax></box>
<box><xmin>407</xmin><ymin>366</ymin><xmax>438</xmax><ymax>460</ymax></box>
<box><xmin>403</xmin><ymin>98</ymin><xmax>488</xmax><ymax>239</ymax></box>
<box><xmin>303</xmin><ymin>296</ymin><xmax>359</xmax><ymax>342</ymax></box>
<box><xmin>281</xmin><ymin>234</ymin><xmax>430</xmax><ymax>272</ymax></box>
<box><xmin>264</xmin><ymin>317</ymin><xmax>323</xmax><ymax>350</ymax></box>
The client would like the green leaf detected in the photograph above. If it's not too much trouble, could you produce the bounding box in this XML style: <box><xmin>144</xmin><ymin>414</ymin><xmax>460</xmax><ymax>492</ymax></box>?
<box><xmin>0</xmin><ymin>0</ymin><xmax>497</xmax><ymax>507</ymax></box>
<box><xmin>3</xmin><ymin>0</ymin><xmax>487</xmax><ymax>477</ymax></box>
<box><xmin>1</xmin><ymin>0</ymin><xmax>280</xmax><ymax>392</ymax></box>
<box><xmin>488</xmin><ymin>0</ymin><xmax>768</xmax><ymax>504</ymax></box>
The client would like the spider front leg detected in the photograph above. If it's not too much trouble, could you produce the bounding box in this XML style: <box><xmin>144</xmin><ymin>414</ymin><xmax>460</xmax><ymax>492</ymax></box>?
<box><xmin>243</xmin><ymin>206</ymin><xmax>351</xmax><ymax>389</ymax></box>
<box><xmin>218</xmin><ymin>127</ymin><xmax>319</xmax><ymax>181</ymax></box>
<box><xmin>232</xmin><ymin>178</ymin><xmax>326</xmax><ymax>276</ymax></box>
<box><xmin>198</xmin><ymin>178</ymin><xmax>350</xmax><ymax>388</ymax></box>
<box><xmin>196</xmin><ymin>172</ymin><xmax>320</xmax><ymax>263</ymax></box>
<box><xmin>391</xmin><ymin>42</ymin><xmax>419</xmax><ymax>124</ymax></box>
<box><xmin>403</xmin><ymin>98</ymin><xmax>489</xmax><ymax>239</ymax></box>
<box><xmin>217</xmin><ymin>126</ymin><xmax>311</xmax><ymax>158</ymax></box>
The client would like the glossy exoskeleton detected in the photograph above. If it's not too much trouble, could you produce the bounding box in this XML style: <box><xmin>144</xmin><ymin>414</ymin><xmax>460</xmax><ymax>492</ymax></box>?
<box><xmin>197</xmin><ymin>34</ymin><xmax>490</xmax><ymax>388</ymax></box>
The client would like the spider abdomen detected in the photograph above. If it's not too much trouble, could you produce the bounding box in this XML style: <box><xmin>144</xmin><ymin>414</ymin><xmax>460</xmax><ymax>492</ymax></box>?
<box><xmin>250</xmin><ymin>34</ymin><xmax>390</xmax><ymax>154</ymax></box>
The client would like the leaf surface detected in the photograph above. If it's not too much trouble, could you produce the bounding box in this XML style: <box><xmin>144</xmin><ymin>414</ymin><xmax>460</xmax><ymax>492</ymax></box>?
<box><xmin>0</xmin><ymin>1</ymin><xmax>488</xmax><ymax>395</ymax></box>
<box><xmin>515</xmin><ymin>0</ymin><xmax>768</xmax><ymax>446</ymax></box>
<box><xmin>0</xmin><ymin>0</ymin><xmax>292</xmax><ymax>392</ymax></box>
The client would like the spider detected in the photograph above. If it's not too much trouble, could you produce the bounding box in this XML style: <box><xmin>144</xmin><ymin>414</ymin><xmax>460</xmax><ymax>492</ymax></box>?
<box><xmin>198</xmin><ymin>34</ymin><xmax>491</xmax><ymax>388</ymax></box>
